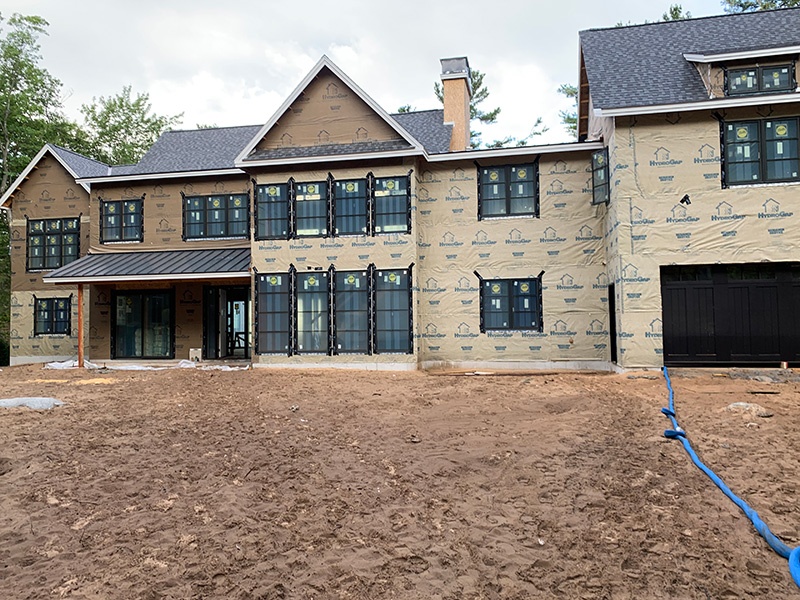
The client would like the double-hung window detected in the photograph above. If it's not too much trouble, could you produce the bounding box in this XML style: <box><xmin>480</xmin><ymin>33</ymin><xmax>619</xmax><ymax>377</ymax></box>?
<box><xmin>255</xmin><ymin>184</ymin><xmax>290</xmax><ymax>240</ymax></box>
<box><xmin>296</xmin><ymin>272</ymin><xmax>329</xmax><ymax>353</ymax></box>
<box><xmin>184</xmin><ymin>194</ymin><xmax>249</xmax><ymax>239</ymax></box>
<box><xmin>27</xmin><ymin>217</ymin><xmax>80</xmax><ymax>271</ymax></box>
<box><xmin>374</xmin><ymin>269</ymin><xmax>411</xmax><ymax>353</ymax></box>
<box><xmin>295</xmin><ymin>182</ymin><xmax>327</xmax><ymax>237</ymax></box>
<box><xmin>591</xmin><ymin>148</ymin><xmax>610</xmax><ymax>205</ymax></box>
<box><xmin>334</xmin><ymin>179</ymin><xmax>368</xmax><ymax>236</ymax></box>
<box><xmin>334</xmin><ymin>270</ymin><xmax>369</xmax><ymax>353</ymax></box>
<box><xmin>101</xmin><ymin>198</ymin><xmax>143</xmax><ymax>242</ymax></box>
<box><xmin>480</xmin><ymin>278</ymin><xmax>543</xmax><ymax>332</ymax></box>
<box><xmin>478</xmin><ymin>163</ymin><xmax>538</xmax><ymax>219</ymax></box>
<box><xmin>374</xmin><ymin>176</ymin><xmax>409</xmax><ymax>233</ymax></box>
<box><xmin>727</xmin><ymin>64</ymin><xmax>795</xmax><ymax>95</ymax></box>
<box><xmin>724</xmin><ymin>118</ymin><xmax>800</xmax><ymax>185</ymax></box>
<box><xmin>34</xmin><ymin>297</ymin><xmax>71</xmax><ymax>335</ymax></box>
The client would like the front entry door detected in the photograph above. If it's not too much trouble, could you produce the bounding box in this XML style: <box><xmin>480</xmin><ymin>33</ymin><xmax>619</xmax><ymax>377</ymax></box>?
<box><xmin>203</xmin><ymin>286</ymin><xmax>250</xmax><ymax>359</ymax></box>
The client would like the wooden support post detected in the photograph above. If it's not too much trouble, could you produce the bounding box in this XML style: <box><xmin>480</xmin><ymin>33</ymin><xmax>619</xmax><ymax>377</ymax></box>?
<box><xmin>77</xmin><ymin>284</ymin><xmax>84</xmax><ymax>368</ymax></box>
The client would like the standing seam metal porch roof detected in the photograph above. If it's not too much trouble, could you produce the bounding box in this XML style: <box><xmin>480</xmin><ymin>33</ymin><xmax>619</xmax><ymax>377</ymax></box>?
<box><xmin>43</xmin><ymin>248</ymin><xmax>251</xmax><ymax>283</ymax></box>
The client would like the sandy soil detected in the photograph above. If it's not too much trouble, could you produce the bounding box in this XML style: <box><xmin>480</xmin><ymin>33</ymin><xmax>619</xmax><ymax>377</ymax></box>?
<box><xmin>0</xmin><ymin>364</ymin><xmax>798</xmax><ymax>599</ymax></box>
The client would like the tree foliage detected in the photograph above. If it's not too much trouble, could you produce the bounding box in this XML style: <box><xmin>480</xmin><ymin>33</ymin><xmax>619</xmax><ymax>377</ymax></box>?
<box><xmin>662</xmin><ymin>4</ymin><xmax>691</xmax><ymax>19</ymax></box>
<box><xmin>558</xmin><ymin>83</ymin><xmax>578</xmax><ymax>139</ymax></box>
<box><xmin>0</xmin><ymin>14</ymin><xmax>64</xmax><ymax>192</ymax></box>
<box><xmin>722</xmin><ymin>0</ymin><xmax>800</xmax><ymax>10</ymax></box>
<box><xmin>434</xmin><ymin>68</ymin><xmax>546</xmax><ymax>148</ymax></box>
<box><xmin>80</xmin><ymin>86</ymin><xmax>182</xmax><ymax>165</ymax></box>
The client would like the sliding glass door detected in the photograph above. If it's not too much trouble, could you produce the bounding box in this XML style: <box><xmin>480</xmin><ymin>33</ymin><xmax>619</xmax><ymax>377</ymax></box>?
<box><xmin>113</xmin><ymin>291</ymin><xmax>173</xmax><ymax>358</ymax></box>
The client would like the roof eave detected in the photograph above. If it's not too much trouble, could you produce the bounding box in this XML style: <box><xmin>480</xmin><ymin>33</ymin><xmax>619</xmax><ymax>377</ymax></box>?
<box><xmin>594</xmin><ymin>91</ymin><xmax>800</xmax><ymax>117</ymax></box>
<box><xmin>77</xmin><ymin>168</ymin><xmax>247</xmax><ymax>185</ymax></box>
<box><xmin>426</xmin><ymin>141</ymin><xmax>603</xmax><ymax>162</ymax></box>
<box><xmin>237</xmin><ymin>147</ymin><xmax>425</xmax><ymax>169</ymax></box>
<box><xmin>43</xmin><ymin>271</ymin><xmax>251</xmax><ymax>285</ymax></box>
<box><xmin>684</xmin><ymin>45</ymin><xmax>800</xmax><ymax>63</ymax></box>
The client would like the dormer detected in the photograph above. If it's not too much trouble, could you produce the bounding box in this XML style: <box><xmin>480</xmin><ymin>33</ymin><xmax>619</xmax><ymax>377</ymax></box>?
<box><xmin>683</xmin><ymin>46</ymin><xmax>800</xmax><ymax>99</ymax></box>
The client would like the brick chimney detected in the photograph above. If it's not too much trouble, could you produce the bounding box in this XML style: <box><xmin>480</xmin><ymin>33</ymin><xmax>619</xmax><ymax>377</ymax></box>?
<box><xmin>440</xmin><ymin>57</ymin><xmax>472</xmax><ymax>151</ymax></box>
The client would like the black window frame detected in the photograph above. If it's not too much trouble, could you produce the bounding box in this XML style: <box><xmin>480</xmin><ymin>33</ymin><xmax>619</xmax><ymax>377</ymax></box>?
<box><xmin>333</xmin><ymin>177</ymin><xmax>369</xmax><ymax>236</ymax></box>
<box><xmin>477</xmin><ymin>162</ymin><xmax>539</xmax><ymax>220</ymax></box>
<box><xmin>591</xmin><ymin>148</ymin><xmax>610</xmax><ymax>205</ymax></box>
<box><xmin>722</xmin><ymin>117</ymin><xmax>800</xmax><ymax>186</ymax></box>
<box><xmin>255</xmin><ymin>264</ymin><xmax>413</xmax><ymax>357</ymax></box>
<box><xmin>726</xmin><ymin>63</ymin><xmax>795</xmax><ymax>96</ymax></box>
<box><xmin>26</xmin><ymin>217</ymin><xmax>80</xmax><ymax>272</ymax></box>
<box><xmin>333</xmin><ymin>269</ymin><xmax>371</xmax><ymax>354</ymax></box>
<box><xmin>373</xmin><ymin>173</ymin><xmax>411</xmax><ymax>234</ymax></box>
<box><xmin>33</xmin><ymin>296</ymin><xmax>71</xmax><ymax>336</ymax></box>
<box><xmin>256</xmin><ymin>271</ymin><xmax>293</xmax><ymax>354</ymax></box>
<box><xmin>100</xmin><ymin>197</ymin><xmax>144</xmax><ymax>243</ymax></box>
<box><xmin>478</xmin><ymin>276</ymin><xmax>543</xmax><ymax>333</ymax></box>
<box><xmin>253</xmin><ymin>172</ymin><xmax>412</xmax><ymax>239</ymax></box>
<box><xmin>182</xmin><ymin>193</ymin><xmax>250</xmax><ymax>240</ymax></box>
<box><xmin>254</xmin><ymin>181</ymin><xmax>291</xmax><ymax>240</ymax></box>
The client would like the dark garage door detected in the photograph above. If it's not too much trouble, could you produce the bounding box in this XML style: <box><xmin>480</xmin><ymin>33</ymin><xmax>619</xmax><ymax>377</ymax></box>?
<box><xmin>661</xmin><ymin>262</ymin><xmax>800</xmax><ymax>366</ymax></box>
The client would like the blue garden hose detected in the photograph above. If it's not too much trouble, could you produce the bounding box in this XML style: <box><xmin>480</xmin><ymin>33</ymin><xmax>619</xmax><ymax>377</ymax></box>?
<box><xmin>661</xmin><ymin>366</ymin><xmax>800</xmax><ymax>588</ymax></box>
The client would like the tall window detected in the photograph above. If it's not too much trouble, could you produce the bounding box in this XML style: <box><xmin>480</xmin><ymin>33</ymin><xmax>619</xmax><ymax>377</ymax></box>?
<box><xmin>256</xmin><ymin>265</ymin><xmax>413</xmax><ymax>356</ymax></box>
<box><xmin>184</xmin><ymin>194</ymin><xmax>248</xmax><ymax>239</ymax></box>
<box><xmin>375</xmin><ymin>269</ymin><xmax>411</xmax><ymax>353</ymax></box>
<box><xmin>724</xmin><ymin>118</ymin><xmax>800</xmax><ymax>185</ymax></box>
<box><xmin>34</xmin><ymin>297</ymin><xmax>71</xmax><ymax>335</ymax></box>
<box><xmin>296</xmin><ymin>272</ymin><xmax>328</xmax><ymax>353</ymax></box>
<box><xmin>101</xmin><ymin>198</ymin><xmax>143</xmax><ymax>242</ymax></box>
<box><xmin>256</xmin><ymin>273</ymin><xmax>291</xmax><ymax>354</ymax></box>
<box><xmin>727</xmin><ymin>65</ymin><xmax>794</xmax><ymax>95</ymax></box>
<box><xmin>334</xmin><ymin>179</ymin><xmax>368</xmax><ymax>235</ymax></box>
<box><xmin>27</xmin><ymin>218</ymin><xmax>80</xmax><ymax>271</ymax></box>
<box><xmin>255</xmin><ymin>184</ymin><xmax>289</xmax><ymax>240</ymax></box>
<box><xmin>295</xmin><ymin>182</ymin><xmax>327</xmax><ymax>237</ymax></box>
<box><xmin>478</xmin><ymin>163</ymin><xmax>538</xmax><ymax>219</ymax></box>
<box><xmin>334</xmin><ymin>270</ymin><xmax>369</xmax><ymax>353</ymax></box>
<box><xmin>480</xmin><ymin>278</ymin><xmax>542</xmax><ymax>332</ymax></box>
<box><xmin>591</xmin><ymin>148</ymin><xmax>610</xmax><ymax>205</ymax></box>
<box><xmin>374</xmin><ymin>176</ymin><xmax>410</xmax><ymax>233</ymax></box>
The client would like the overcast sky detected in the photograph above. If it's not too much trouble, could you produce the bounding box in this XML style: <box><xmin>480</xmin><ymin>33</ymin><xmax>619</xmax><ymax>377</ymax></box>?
<box><xmin>7</xmin><ymin>0</ymin><xmax>728</xmax><ymax>146</ymax></box>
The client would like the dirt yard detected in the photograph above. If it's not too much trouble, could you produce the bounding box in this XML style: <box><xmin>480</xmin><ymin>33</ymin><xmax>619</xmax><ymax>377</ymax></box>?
<box><xmin>0</xmin><ymin>364</ymin><xmax>798</xmax><ymax>599</ymax></box>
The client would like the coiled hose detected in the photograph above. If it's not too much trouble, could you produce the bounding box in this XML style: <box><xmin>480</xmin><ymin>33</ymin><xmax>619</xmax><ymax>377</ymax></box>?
<box><xmin>661</xmin><ymin>367</ymin><xmax>800</xmax><ymax>588</ymax></box>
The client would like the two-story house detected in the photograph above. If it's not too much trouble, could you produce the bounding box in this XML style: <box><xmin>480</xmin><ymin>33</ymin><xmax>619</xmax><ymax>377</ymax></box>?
<box><xmin>3</xmin><ymin>8</ymin><xmax>800</xmax><ymax>370</ymax></box>
<box><xmin>580</xmin><ymin>7</ymin><xmax>800</xmax><ymax>367</ymax></box>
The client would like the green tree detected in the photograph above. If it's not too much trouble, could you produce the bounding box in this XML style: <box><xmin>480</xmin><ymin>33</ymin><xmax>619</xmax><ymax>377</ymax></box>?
<box><xmin>558</xmin><ymin>83</ymin><xmax>578</xmax><ymax>139</ymax></box>
<box><xmin>80</xmin><ymin>86</ymin><xmax>182</xmax><ymax>165</ymax></box>
<box><xmin>434</xmin><ymin>68</ymin><xmax>546</xmax><ymax>148</ymax></box>
<box><xmin>662</xmin><ymin>4</ymin><xmax>691</xmax><ymax>19</ymax></box>
<box><xmin>396</xmin><ymin>105</ymin><xmax>415</xmax><ymax>113</ymax></box>
<box><xmin>0</xmin><ymin>14</ymin><xmax>63</xmax><ymax>192</ymax></box>
<box><xmin>722</xmin><ymin>0</ymin><xmax>800</xmax><ymax>10</ymax></box>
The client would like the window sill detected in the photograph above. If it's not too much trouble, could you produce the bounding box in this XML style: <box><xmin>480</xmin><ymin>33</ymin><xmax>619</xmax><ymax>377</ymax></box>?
<box><xmin>724</xmin><ymin>180</ymin><xmax>800</xmax><ymax>189</ymax></box>
<box><xmin>185</xmin><ymin>236</ymin><xmax>250</xmax><ymax>242</ymax></box>
<box><xmin>101</xmin><ymin>240</ymin><xmax>143</xmax><ymax>245</ymax></box>
<box><xmin>479</xmin><ymin>214</ymin><xmax>538</xmax><ymax>221</ymax></box>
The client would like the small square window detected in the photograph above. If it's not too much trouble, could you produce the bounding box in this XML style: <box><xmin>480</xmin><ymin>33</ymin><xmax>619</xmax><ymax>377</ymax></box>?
<box><xmin>480</xmin><ymin>277</ymin><xmax>542</xmax><ymax>332</ymax></box>
<box><xmin>34</xmin><ymin>297</ymin><xmax>71</xmax><ymax>335</ymax></box>
<box><xmin>478</xmin><ymin>164</ymin><xmax>538</xmax><ymax>219</ymax></box>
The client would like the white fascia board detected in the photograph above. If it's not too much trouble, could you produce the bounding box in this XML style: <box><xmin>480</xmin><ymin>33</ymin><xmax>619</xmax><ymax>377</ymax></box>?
<box><xmin>0</xmin><ymin>145</ymin><xmax>91</xmax><ymax>207</ymax></box>
<box><xmin>595</xmin><ymin>92</ymin><xmax>800</xmax><ymax>118</ymax></box>
<box><xmin>684</xmin><ymin>46</ymin><xmax>800</xmax><ymax>63</ymax></box>
<box><xmin>77</xmin><ymin>168</ymin><xmax>246</xmax><ymax>185</ymax></box>
<box><xmin>234</xmin><ymin>55</ymin><xmax>425</xmax><ymax>164</ymax></box>
<box><xmin>43</xmin><ymin>271</ymin><xmax>251</xmax><ymax>285</ymax></box>
<box><xmin>426</xmin><ymin>141</ymin><xmax>604</xmax><ymax>162</ymax></box>
<box><xmin>237</xmin><ymin>148</ymin><xmax>424</xmax><ymax>169</ymax></box>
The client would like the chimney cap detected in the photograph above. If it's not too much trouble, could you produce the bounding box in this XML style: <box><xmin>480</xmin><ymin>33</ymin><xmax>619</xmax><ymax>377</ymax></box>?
<box><xmin>440</xmin><ymin>57</ymin><xmax>472</xmax><ymax>96</ymax></box>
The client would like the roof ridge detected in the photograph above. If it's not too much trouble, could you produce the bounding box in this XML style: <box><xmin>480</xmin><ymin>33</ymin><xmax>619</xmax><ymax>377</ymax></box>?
<box><xmin>391</xmin><ymin>108</ymin><xmax>443</xmax><ymax>116</ymax></box>
<box><xmin>49</xmin><ymin>143</ymin><xmax>109</xmax><ymax>167</ymax></box>
<box><xmin>164</xmin><ymin>124</ymin><xmax>263</xmax><ymax>134</ymax></box>
<box><xmin>581</xmin><ymin>6</ymin><xmax>800</xmax><ymax>34</ymax></box>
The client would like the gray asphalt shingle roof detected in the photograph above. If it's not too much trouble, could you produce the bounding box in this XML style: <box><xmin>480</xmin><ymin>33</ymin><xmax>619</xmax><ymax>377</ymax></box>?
<box><xmin>391</xmin><ymin>109</ymin><xmax>452</xmax><ymax>154</ymax></box>
<box><xmin>129</xmin><ymin>125</ymin><xmax>262</xmax><ymax>174</ymax></box>
<box><xmin>44</xmin><ymin>248</ymin><xmax>251</xmax><ymax>281</ymax></box>
<box><xmin>580</xmin><ymin>8</ymin><xmax>800</xmax><ymax>110</ymax></box>
<box><xmin>49</xmin><ymin>145</ymin><xmax>110</xmax><ymax>178</ymax></box>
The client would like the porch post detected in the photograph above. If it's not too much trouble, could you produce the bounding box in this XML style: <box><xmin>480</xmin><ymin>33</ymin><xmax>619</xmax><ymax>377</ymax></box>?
<box><xmin>77</xmin><ymin>283</ymin><xmax>84</xmax><ymax>368</ymax></box>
